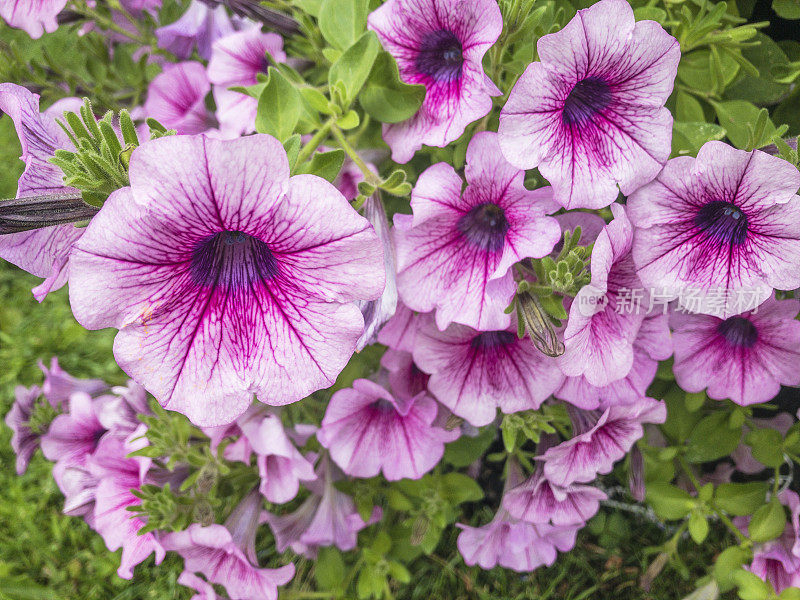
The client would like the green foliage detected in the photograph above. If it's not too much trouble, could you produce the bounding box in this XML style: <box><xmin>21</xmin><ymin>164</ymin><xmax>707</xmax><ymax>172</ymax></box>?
<box><xmin>255</xmin><ymin>68</ymin><xmax>303</xmax><ymax>142</ymax></box>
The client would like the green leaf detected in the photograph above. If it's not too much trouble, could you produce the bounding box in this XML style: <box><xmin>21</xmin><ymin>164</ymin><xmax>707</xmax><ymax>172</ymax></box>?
<box><xmin>329</xmin><ymin>31</ymin><xmax>381</xmax><ymax>109</ymax></box>
<box><xmin>684</xmin><ymin>391</ymin><xmax>706</xmax><ymax>412</ymax></box>
<box><xmin>675</xmin><ymin>90</ymin><xmax>706</xmax><ymax>123</ymax></box>
<box><xmin>360</xmin><ymin>51</ymin><xmax>426</xmax><ymax>123</ymax></box>
<box><xmin>295</xmin><ymin>149</ymin><xmax>345</xmax><ymax>182</ymax></box>
<box><xmin>779</xmin><ymin>588</ymin><xmax>800</xmax><ymax>600</ymax></box>
<box><xmin>443</xmin><ymin>425</ymin><xmax>496</xmax><ymax>467</ymax></box>
<box><xmin>774</xmin><ymin>0</ymin><xmax>800</xmax><ymax>18</ymax></box>
<box><xmin>295</xmin><ymin>0</ymin><xmax>324</xmax><ymax>16</ymax></box>
<box><xmin>715</xmin><ymin>482</ymin><xmax>769</xmax><ymax>516</ymax></box>
<box><xmin>440</xmin><ymin>472</ymin><xmax>484</xmax><ymax>505</ymax></box>
<box><xmin>688</xmin><ymin>511</ymin><xmax>709</xmax><ymax>544</ymax></box>
<box><xmin>684</xmin><ymin>411</ymin><xmax>741</xmax><ymax>463</ymax></box>
<box><xmin>337</xmin><ymin>109</ymin><xmax>361</xmax><ymax>130</ymax></box>
<box><xmin>714</xmin><ymin>547</ymin><xmax>753</xmax><ymax>592</ymax></box>
<box><xmin>724</xmin><ymin>33</ymin><xmax>791</xmax><ymax>104</ymax></box>
<box><xmin>712</xmin><ymin>100</ymin><xmax>777</xmax><ymax>149</ymax></box>
<box><xmin>745</xmin><ymin>428</ymin><xmax>785</xmax><ymax>468</ymax></box>
<box><xmin>749</xmin><ymin>497</ymin><xmax>787</xmax><ymax>543</ymax></box>
<box><xmin>255</xmin><ymin>68</ymin><xmax>302</xmax><ymax>142</ymax></box>
<box><xmin>646</xmin><ymin>482</ymin><xmax>694</xmax><ymax>520</ymax></box>
<box><xmin>319</xmin><ymin>0</ymin><xmax>369</xmax><ymax>50</ymax></box>
<box><xmin>672</xmin><ymin>122</ymin><xmax>727</xmax><ymax>156</ymax></box>
<box><xmin>314</xmin><ymin>547</ymin><xmax>345</xmax><ymax>591</ymax></box>
<box><xmin>283</xmin><ymin>134</ymin><xmax>302</xmax><ymax>172</ymax></box>
<box><xmin>732</xmin><ymin>570</ymin><xmax>772</xmax><ymax>600</ymax></box>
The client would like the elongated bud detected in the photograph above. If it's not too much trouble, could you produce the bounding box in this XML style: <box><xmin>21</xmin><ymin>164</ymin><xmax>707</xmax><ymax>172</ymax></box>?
<box><xmin>517</xmin><ymin>292</ymin><xmax>565</xmax><ymax>357</ymax></box>
<box><xmin>197</xmin><ymin>0</ymin><xmax>300</xmax><ymax>35</ymax></box>
<box><xmin>0</xmin><ymin>193</ymin><xmax>98</xmax><ymax>234</ymax></box>
<box><xmin>628</xmin><ymin>445</ymin><xmax>645</xmax><ymax>502</ymax></box>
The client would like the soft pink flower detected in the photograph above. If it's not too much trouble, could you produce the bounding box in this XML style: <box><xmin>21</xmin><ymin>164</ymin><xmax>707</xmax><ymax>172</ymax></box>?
<box><xmin>0</xmin><ymin>0</ymin><xmax>67</xmax><ymax>37</ymax></box>
<box><xmin>5</xmin><ymin>385</ymin><xmax>45</xmax><ymax>474</ymax></box>
<box><xmin>143</xmin><ymin>62</ymin><xmax>214</xmax><ymax>134</ymax></box>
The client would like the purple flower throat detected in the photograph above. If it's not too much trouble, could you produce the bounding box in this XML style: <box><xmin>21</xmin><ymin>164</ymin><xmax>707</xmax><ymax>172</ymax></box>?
<box><xmin>415</xmin><ymin>29</ymin><xmax>464</xmax><ymax>82</ymax></box>
<box><xmin>458</xmin><ymin>203</ymin><xmax>509</xmax><ymax>252</ymax></box>
<box><xmin>693</xmin><ymin>201</ymin><xmax>748</xmax><ymax>246</ymax></box>
<box><xmin>717</xmin><ymin>316</ymin><xmax>758</xmax><ymax>348</ymax></box>
<box><xmin>562</xmin><ymin>77</ymin><xmax>612</xmax><ymax>125</ymax></box>
<box><xmin>190</xmin><ymin>231</ymin><xmax>279</xmax><ymax>289</ymax></box>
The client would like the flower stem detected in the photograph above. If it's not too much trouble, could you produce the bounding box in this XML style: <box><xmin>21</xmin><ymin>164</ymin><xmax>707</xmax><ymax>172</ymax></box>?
<box><xmin>330</xmin><ymin>124</ymin><xmax>382</xmax><ymax>187</ymax></box>
<box><xmin>295</xmin><ymin>119</ymin><xmax>334</xmax><ymax>167</ymax></box>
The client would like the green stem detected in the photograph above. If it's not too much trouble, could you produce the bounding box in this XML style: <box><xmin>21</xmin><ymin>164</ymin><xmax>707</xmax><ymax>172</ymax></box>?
<box><xmin>330</xmin><ymin>125</ymin><xmax>382</xmax><ymax>187</ymax></box>
<box><xmin>279</xmin><ymin>592</ymin><xmax>339</xmax><ymax>600</ymax></box>
<box><xmin>69</xmin><ymin>3</ymin><xmax>150</xmax><ymax>46</ymax></box>
<box><xmin>295</xmin><ymin>119</ymin><xmax>334</xmax><ymax>166</ymax></box>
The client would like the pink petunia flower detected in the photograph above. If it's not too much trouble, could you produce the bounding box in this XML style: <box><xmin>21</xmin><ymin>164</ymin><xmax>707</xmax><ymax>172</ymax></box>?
<box><xmin>628</xmin><ymin>141</ymin><xmax>800</xmax><ymax>318</ymax></box>
<box><xmin>38</xmin><ymin>357</ymin><xmax>107</xmax><ymax>408</ymax></box>
<box><xmin>264</xmin><ymin>455</ymin><xmax>382</xmax><ymax>557</ymax></box>
<box><xmin>164</xmin><ymin>490</ymin><xmax>295</xmax><ymax>600</ymax></box>
<box><xmin>456</xmin><ymin>461</ymin><xmax>578</xmax><ymax>572</ymax></box>
<box><xmin>670</xmin><ymin>295</ymin><xmax>800</xmax><ymax>405</ymax></box>
<box><xmin>744</xmin><ymin>490</ymin><xmax>800</xmax><ymax>593</ymax></box>
<box><xmin>143</xmin><ymin>62</ymin><xmax>214</xmax><ymax>135</ymax></box>
<box><xmin>68</xmin><ymin>134</ymin><xmax>385</xmax><ymax>427</ymax></box>
<box><xmin>0</xmin><ymin>83</ymin><xmax>84</xmax><ymax>301</ymax></box>
<box><xmin>155</xmin><ymin>0</ymin><xmax>247</xmax><ymax>60</ymax></box>
<box><xmin>5</xmin><ymin>385</ymin><xmax>45</xmax><ymax>474</ymax></box>
<box><xmin>540</xmin><ymin>399</ymin><xmax>666</xmax><ymax>487</ymax></box>
<box><xmin>498</xmin><ymin>0</ymin><xmax>680</xmax><ymax>209</ymax></box>
<box><xmin>207</xmin><ymin>26</ymin><xmax>286</xmax><ymax>136</ymax></box>
<box><xmin>317</xmin><ymin>378</ymin><xmax>456</xmax><ymax>481</ymax></box>
<box><xmin>377</xmin><ymin>302</ymin><xmax>419</xmax><ymax>353</ymax></box>
<box><xmin>412</xmin><ymin>314</ymin><xmax>564</xmax><ymax>427</ymax></box>
<box><xmin>559</xmin><ymin>204</ymin><xmax>648</xmax><ymax>386</ymax></box>
<box><xmin>40</xmin><ymin>391</ymin><xmax>106</xmax><ymax>468</ymax></box>
<box><xmin>367</xmin><ymin>0</ymin><xmax>502</xmax><ymax>162</ymax></box>
<box><xmin>88</xmin><ymin>425</ymin><xmax>165</xmax><ymax>579</ymax></box>
<box><xmin>380</xmin><ymin>348</ymin><xmax>429</xmax><ymax>401</ymax></box>
<box><xmin>0</xmin><ymin>0</ymin><xmax>67</xmax><ymax>38</ymax></box>
<box><xmin>394</xmin><ymin>131</ymin><xmax>560</xmax><ymax>331</ymax></box>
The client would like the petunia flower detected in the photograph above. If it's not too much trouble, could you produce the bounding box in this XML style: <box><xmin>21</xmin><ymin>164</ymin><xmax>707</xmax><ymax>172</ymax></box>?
<box><xmin>0</xmin><ymin>83</ymin><xmax>84</xmax><ymax>301</ymax></box>
<box><xmin>88</xmin><ymin>425</ymin><xmax>165</xmax><ymax>579</ymax></box>
<box><xmin>540</xmin><ymin>399</ymin><xmax>666</xmax><ymax>487</ymax></box>
<box><xmin>5</xmin><ymin>385</ymin><xmax>46</xmax><ymax>474</ymax></box>
<box><xmin>207</xmin><ymin>26</ymin><xmax>286</xmax><ymax>136</ymax></box>
<box><xmin>367</xmin><ymin>0</ymin><xmax>502</xmax><ymax>163</ymax></box>
<box><xmin>204</xmin><ymin>405</ymin><xmax>315</xmax><ymax>503</ymax></box>
<box><xmin>317</xmin><ymin>378</ymin><xmax>456</xmax><ymax>481</ymax></box>
<box><xmin>40</xmin><ymin>391</ymin><xmax>107</xmax><ymax>468</ymax></box>
<box><xmin>155</xmin><ymin>0</ymin><xmax>246</xmax><ymax>60</ymax></box>
<box><xmin>412</xmin><ymin>314</ymin><xmax>564</xmax><ymax>427</ymax></box>
<box><xmin>559</xmin><ymin>204</ymin><xmax>647</xmax><ymax>386</ymax></box>
<box><xmin>456</xmin><ymin>461</ymin><xmax>578</xmax><ymax>572</ymax></box>
<box><xmin>38</xmin><ymin>357</ymin><xmax>106</xmax><ymax>408</ymax></box>
<box><xmin>670</xmin><ymin>295</ymin><xmax>800</xmax><ymax>406</ymax></box>
<box><xmin>177</xmin><ymin>571</ymin><xmax>219</xmax><ymax>600</ymax></box>
<box><xmin>143</xmin><ymin>62</ymin><xmax>214</xmax><ymax>135</ymax></box>
<box><xmin>94</xmin><ymin>380</ymin><xmax>150</xmax><ymax>435</ymax></box>
<box><xmin>498</xmin><ymin>0</ymin><xmax>680</xmax><ymax>209</ymax></box>
<box><xmin>732</xmin><ymin>413</ymin><xmax>794</xmax><ymax>475</ymax></box>
<box><xmin>68</xmin><ymin>134</ymin><xmax>385</xmax><ymax>427</ymax></box>
<box><xmin>264</xmin><ymin>455</ymin><xmax>382</xmax><ymax>557</ymax></box>
<box><xmin>394</xmin><ymin>131</ymin><xmax>560</xmax><ymax>331</ymax></box>
<box><xmin>380</xmin><ymin>348</ymin><xmax>429</xmax><ymax>401</ymax></box>
<box><xmin>377</xmin><ymin>302</ymin><xmax>419</xmax><ymax>353</ymax></box>
<box><xmin>164</xmin><ymin>489</ymin><xmax>295</xmax><ymax>600</ymax></box>
<box><xmin>556</xmin><ymin>312</ymin><xmax>673</xmax><ymax>410</ymax></box>
<box><xmin>628</xmin><ymin>141</ymin><xmax>800</xmax><ymax>318</ymax></box>
<box><xmin>0</xmin><ymin>0</ymin><xmax>67</xmax><ymax>38</ymax></box>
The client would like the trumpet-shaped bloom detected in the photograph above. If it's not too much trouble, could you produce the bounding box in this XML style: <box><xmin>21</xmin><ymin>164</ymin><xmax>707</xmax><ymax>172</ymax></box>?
<box><xmin>208</xmin><ymin>27</ymin><xmax>286</xmax><ymax>136</ymax></box>
<box><xmin>0</xmin><ymin>0</ymin><xmax>67</xmax><ymax>37</ymax></box>
<box><xmin>264</xmin><ymin>456</ymin><xmax>381</xmax><ymax>557</ymax></box>
<box><xmin>164</xmin><ymin>491</ymin><xmax>295</xmax><ymax>600</ymax></box>
<box><xmin>155</xmin><ymin>0</ymin><xmax>245</xmax><ymax>59</ymax></box>
<box><xmin>629</xmin><ymin>142</ymin><xmax>800</xmax><ymax>318</ymax></box>
<box><xmin>380</xmin><ymin>348</ymin><xmax>429</xmax><ymax>401</ymax></box>
<box><xmin>40</xmin><ymin>391</ymin><xmax>106</xmax><ymax>468</ymax></box>
<box><xmin>413</xmin><ymin>315</ymin><xmax>564</xmax><ymax>426</ymax></box>
<box><xmin>670</xmin><ymin>296</ymin><xmax>800</xmax><ymax>405</ymax></box>
<box><xmin>143</xmin><ymin>62</ymin><xmax>214</xmax><ymax>135</ymax></box>
<box><xmin>69</xmin><ymin>134</ymin><xmax>384</xmax><ymax>427</ymax></box>
<box><xmin>5</xmin><ymin>385</ymin><xmax>45</xmax><ymax>474</ymax></box>
<box><xmin>377</xmin><ymin>302</ymin><xmax>419</xmax><ymax>353</ymax></box>
<box><xmin>0</xmin><ymin>83</ymin><xmax>84</xmax><ymax>300</ymax></box>
<box><xmin>395</xmin><ymin>132</ymin><xmax>560</xmax><ymax>331</ymax></box>
<box><xmin>498</xmin><ymin>0</ymin><xmax>679</xmax><ymax>209</ymax></box>
<box><xmin>89</xmin><ymin>426</ymin><xmax>164</xmax><ymax>579</ymax></box>
<box><xmin>559</xmin><ymin>204</ymin><xmax>647</xmax><ymax>386</ymax></box>
<box><xmin>367</xmin><ymin>0</ymin><xmax>502</xmax><ymax>163</ymax></box>
<box><xmin>556</xmin><ymin>312</ymin><xmax>673</xmax><ymax>409</ymax></box>
<box><xmin>38</xmin><ymin>357</ymin><xmax>106</xmax><ymax>408</ymax></box>
<box><xmin>540</xmin><ymin>399</ymin><xmax>666</xmax><ymax>486</ymax></box>
<box><xmin>317</xmin><ymin>379</ymin><xmax>455</xmax><ymax>480</ymax></box>
<box><xmin>744</xmin><ymin>491</ymin><xmax>800</xmax><ymax>593</ymax></box>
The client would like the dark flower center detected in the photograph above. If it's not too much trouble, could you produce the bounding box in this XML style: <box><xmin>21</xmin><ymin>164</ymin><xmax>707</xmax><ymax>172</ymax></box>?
<box><xmin>190</xmin><ymin>231</ymin><xmax>278</xmax><ymax>290</ymax></box>
<box><xmin>457</xmin><ymin>203</ymin><xmax>509</xmax><ymax>252</ymax></box>
<box><xmin>562</xmin><ymin>77</ymin><xmax>612</xmax><ymax>126</ymax></box>
<box><xmin>415</xmin><ymin>29</ymin><xmax>464</xmax><ymax>82</ymax></box>
<box><xmin>717</xmin><ymin>316</ymin><xmax>758</xmax><ymax>348</ymax></box>
<box><xmin>470</xmin><ymin>330</ymin><xmax>517</xmax><ymax>349</ymax></box>
<box><xmin>372</xmin><ymin>398</ymin><xmax>396</xmax><ymax>413</ymax></box>
<box><xmin>693</xmin><ymin>201</ymin><xmax>749</xmax><ymax>246</ymax></box>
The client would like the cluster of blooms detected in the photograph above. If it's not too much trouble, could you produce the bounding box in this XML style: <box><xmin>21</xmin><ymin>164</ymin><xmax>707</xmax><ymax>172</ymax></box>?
<box><xmin>2</xmin><ymin>0</ymin><xmax>800</xmax><ymax>597</ymax></box>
